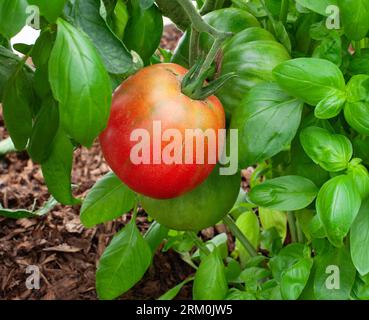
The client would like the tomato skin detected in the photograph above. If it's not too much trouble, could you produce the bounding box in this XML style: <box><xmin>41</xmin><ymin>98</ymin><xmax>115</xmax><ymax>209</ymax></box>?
<box><xmin>217</xmin><ymin>27</ymin><xmax>291</xmax><ymax>114</ymax></box>
<box><xmin>140</xmin><ymin>166</ymin><xmax>240</xmax><ymax>231</ymax></box>
<box><xmin>99</xmin><ymin>63</ymin><xmax>225</xmax><ymax>199</ymax></box>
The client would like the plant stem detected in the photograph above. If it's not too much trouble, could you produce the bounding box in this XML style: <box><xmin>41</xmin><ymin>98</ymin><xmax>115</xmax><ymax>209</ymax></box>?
<box><xmin>200</xmin><ymin>0</ymin><xmax>216</xmax><ymax>15</ymax></box>
<box><xmin>223</xmin><ymin>215</ymin><xmax>257</xmax><ymax>257</ymax></box>
<box><xmin>279</xmin><ymin>0</ymin><xmax>289</xmax><ymax>25</ymax></box>
<box><xmin>178</xmin><ymin>0</ymin><xmax>231</xmax><ymax>39</ymax></box>
<box><xmin>0</xmin><ymin>137</ymin><xmax>16</xmax><ymax>156</ymax></box>
<box><xmin>296</xmin><ymin>219</ymin><xmax>304</xmax><ymax>243</ymax></box>
<box><xmin>189</xmin><ymin>27</ymin><xmax>200</xmax><ymax>66</ymax></box>
<box><xmin>287</xmin><ymin>212</ymin><xmax>297</xmax><ymax>243</ymax></box>
<box><xmin>187</xmin><ymin>231</ymin><xmax>211</xmax><ymax>255</ymax></box>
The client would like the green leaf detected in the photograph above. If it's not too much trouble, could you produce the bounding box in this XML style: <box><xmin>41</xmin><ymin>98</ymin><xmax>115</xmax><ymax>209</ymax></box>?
<box><xmin>0</xmin><ymin>196</ymin><xmax>58</xmax><ymax>219</ymax></box>
<box><xmin>314</xmin><ymin>244</ymin><xmax>356</xmax><ymax>299</ymax></box>
<box><xmin>158</xmin><ymin>277</ymin><xmax>194</xmax><ymax>300</ymax></box>
<box><xmin>352</xmin><ymin>273</ymin><xmax>369</xmax><ymax>300</ymax></box>
<box><xmin>0</xmin><ymin>46</ymin><xmax>21</xmax><ymax>101</ymax></box>
<box><xmin>80</xmin><ymin>172</ymin><xmax>136</xmax><ymax>228</ymax></box>
<box><xmin>353</xmin><ymin>136</ymin><xmax>369</xmax><ymax>165</ymax></box>
<box><xmin>317</xmin><ymin>175</ymin><xmax>361</xmax><ymax>247</ymax></box>
<box><xmin>28</xmin><ymin>96</ymin><xmax>60</xmax><ymax>163</ymax></box>
<box><xmin>351</xmin><ymin>199</ymin><xmax>369</xmax><ymax>275</ymax></box>
<box><xmin>226</xmin><ymin>288</ymin><xmax>257</xmax><ymax>300</ymax></box>
<box><xmin>338</xmin><ymin>0</ymin><xmax>369</xmax><ymax>40</ymax></box>
<box><xmin>193</xmin><ymin>248</ymin><xmax>228</xmax><ymax>300</ymax></box>
<box><xmin>347</xmin><ymin>159</ymin><xmax>369</xmax><ymax>200</ymax></box>
<box><xmin>273</xmin><ymin>58</ymin><xmax>346</xmax><ymax>106</ymax></box>
<box><xmin>235</xmin><ymin>211</ymin><xmax>260</xmax><ymax>267</ymax></box>
<box><xmin>0</xmin><ymin>0</ymin><xmax>28</xmax><ymax>39</ymax></box>
<box><xmin>344</xmin><ymin>75</ymin><xmax>369</xmax><ymax>136</ymax></box>
<box><xmin>300</xmin><ymin>126</ymin><xmax>353</xmax><ymax>172</ymax></box>
<box><xmin>295</xmin><ymin>0</ymin><xmax>338</xmax><ymax>15</ymax></box>
<box><xmin>192</xmin><ymin>233</ymin><xmax>229</xmax><ymax>260</ymax></box>
<box><xmin>248</xmin><ymin>176</ymin><xmax>318</xmax><ymax>211</ymax></box>
<box><xmin>96</xmin><ymin>219</ymin><xmax>152</xmax><ymax>300</ymax></box>
<box><xmin>231</xmin><ymin>82</ymin><xmax>303</xmax><ymax>168</ymax></box>
<box><xmin>312</xmin><ymin>32</ymin><xmax>342</xmax><ymax>67</ymax></box>
<box><xmin>41</xmin><ymin>129</ymin><xmax>78</xmax><ymax>205</ymax></box>
<box><xmin>314</xmin><ymin>91</ymin><xmax>346</xmax><ymax>119</ymax></box>
<box><xmin>48</xmin><ymin>18</ymin><xmax>112</xmax><ymax>147</ymax></box>
<box><xmin>2</xmin><ymin>69</ymin><xmax>33</xmax><ymax>150</ymax></box>
<box><xmin>144</xmin><ymin>221</ymin><xmax>169</xmax><ymax>253</ymax></box>
<box><xmin>280</xmin><ymin>257</ymin><xmax>313</xmax><ymax>300</ymax></box>
<box><xmin>155</xmin><ymin>0</ymin><xmax>190</xmax><ymax>31</ymax></box>
<box><xmin>65</xmin><ymin>0</ymin><xmax>134</xmax><ymax>75</ymax></box>
<box><xmin>270</xmin><ymin>243</ymin><xmax>313</xmax><ymax>299</ymax></box>
<box><xmin>28</xmin><ymin>0</ymin><xmax>67</xmax><ymax>22</ymax></box>
<box><xmin>259</xmin><ymin>207</ymin><xmax>287</xmax><ymax>242</ymax></box>
<box><xmin>139</xmin><ymin>0</ymin><xmax>155</xmax><ymax>9</ymax></box>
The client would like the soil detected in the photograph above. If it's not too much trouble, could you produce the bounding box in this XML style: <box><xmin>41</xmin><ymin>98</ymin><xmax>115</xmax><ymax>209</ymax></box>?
<box><xmin>0</xmin><ymin>25</ymin><xmax>246</xmax><ymax>300</ymax></box>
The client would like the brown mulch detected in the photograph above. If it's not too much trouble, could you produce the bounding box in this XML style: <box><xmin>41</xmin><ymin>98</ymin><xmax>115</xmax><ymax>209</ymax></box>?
<box><xmin>0</xmin><ymin>25</ymin><xmax>199</xmax><ymax>300</ymax></box>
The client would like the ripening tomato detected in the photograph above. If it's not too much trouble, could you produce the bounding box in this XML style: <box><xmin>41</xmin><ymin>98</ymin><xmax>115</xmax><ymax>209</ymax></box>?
<box><xmin>99</xmin><ymin>63</ymin><xmax>225</xmax><ymax>199</ymax></box>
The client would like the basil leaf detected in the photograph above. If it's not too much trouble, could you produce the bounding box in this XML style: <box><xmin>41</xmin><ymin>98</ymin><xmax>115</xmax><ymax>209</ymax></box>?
<box><xmin>158</xmin><ymin>277</ymin><xmax>193</xmax><ymax>300</ymax></box>
<box><xmin>41</xmin><ymin>129</ymin><xmax>78</xmax><ymax>205</ymax></box>
<box><xmin>312</xmin><ymin>32</ymin><xmax>342</xmax><ymax>67</ymax></box>
<box><xmin>314</xmin><ymin>244</ymin><xmax>356</xmax><ymax>299</ymax></box>
<box><xmin>344</xmin><ymin>75</ymin><xmax>369</xmax><ymax>136</ymax></box>
<box><xmin>295</xmin><ymin>0</ymin><xmax>338</xmax><ymax>16</ymax></box>
<box><xmin>300</xmin><ymin>126</ymin><xmax>353</xmax><ymax>172</ymax></box>
<box><xmin>259</xmin><ymin>207</ymin><xmax>287</xmax><ymax>242</ymax></box>
<box><xmin>2</xmin><ymin>69</ymin><xmax>33</xmax><ymax>150</ymax></box>
<box><xmin>49</xmin><ymin>19</ymin><xmax>112</xmax><ymax>147</ymax></box>
<box><xmin>231</xmin><ymin>82</ymin><xmax>303</xmax><ymax>168</ymax></box>
<box><xmin>248</xmin><ymin>176</ymin><xmax>318</xmax><ymax>211</ymax></box>
<box><xmin>144</xmin><ymin>221</ymin><xmax>169</xmax><ymax>254</ymax></box>
<box><xmin>139</xmin><ymin>0</ymin><xmax>155</xmax><ymax>9</ymax></box>
<box><xmin>65</xmin><ymin>0</ymin><xmax>134</xmax><ymax>75</ymax></box>
<box><xmin>351</xmin><ymin>199</ymin><xmax>369</xmax><ymax>275</ymax></box>
<box><xmin>235</xmin><ymin>211</ymin><xmax>260</xmax><ymax>267</ymax></box>
<box><xmin>80</xmin><ymin>172</ymin><xmax>136</xmax><ymax>228</ymax></box>
<box><xmin>314</xmin><ymin>91</ymin><xmax>346</xmax><ymax>119</ymax></box>
<box><xmin>0</xmin><ymin>0</ymin><xmax>28</xmax><ymax>39</ymax></box>
<box><xmin>96</xmin><ymin>220</ymin><xmax>152</xmax><ymax>300</ymax></box>
<box><xmin>317</xmin><ymin>175</ymin><xmax>362</xmax><ymax>247</ymax></box>
<box><xmin>193</xmin><ymin>248</ymin><xmax>228</xmax><ymax>300</ymax></box>
<box><xmin>28</xmin><ymin>0</ymin><xmax>67</xmax><ymax>22</ymax></box>
<box><xmin>273</xmin><ymin>58</ymin><xmax>346</xmax><ymax>106</ymax></box>
<box><xmin>0</xmin><ymin>46</ymin><xmax>21</xmax><ymax>101</ymax></box>
<box><xmin>338</xmin><ymin>0</ymin><xmax>369</xmax><ymax>40</ymax></box>
<box><xmin>347</xmin><ymin>159</ymin><xmax>369</xmax><ymax>200</ymax></box>
<box><xmin>28</xmin><ymin>96</ymin><xmax>60</xmax><ymax>163</ymax></box>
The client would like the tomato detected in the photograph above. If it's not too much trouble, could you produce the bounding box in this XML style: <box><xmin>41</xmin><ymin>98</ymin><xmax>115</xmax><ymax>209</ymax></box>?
<box><xmin>140</xmin><ymin>165</ymin><xmax>240</xmax><ymax>231</ymax></box>
<box><xmin>216</xmin><ymin>27</ymin><xmax>291</xmax><ymax>114</ymax></box>
<box><xmin>123</xmin><ymin>0</ymin><xmax>163</xmax><ymax>63</ymax></box>
<box><xmin>171</xmin><ymin>8</ymin><xmax>260</xmax><ymax>68</ymax></box>
<box><xmin>99</xmin><ymin>63</ymin><xmax>225</xmax><ymax>199</ymax></box>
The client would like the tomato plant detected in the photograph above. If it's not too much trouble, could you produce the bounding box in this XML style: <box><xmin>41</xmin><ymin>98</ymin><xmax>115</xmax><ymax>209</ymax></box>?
<box><xmin>2</xmin><ymin>0</ymin><xmax>369</xmax><ymax>302</ymax></box>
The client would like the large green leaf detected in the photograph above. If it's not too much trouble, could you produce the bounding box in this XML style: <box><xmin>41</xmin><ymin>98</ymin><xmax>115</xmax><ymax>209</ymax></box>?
<box><xmin>347</xmin><ymin>159</ymin><xmax>369</xmax><ymax>200</ymax></box>
<box><xmin>231</xmin><ymin>82</ymin><xmax>303</xmax><ymax>168</ymax></box>
<box><xmin>192</xmin><ymin>248</ymin><xmax>228</xmax><ymax>300</ymax></box>
<box><xmin>28</xmin><ymin>96</ymin><xmax>60</xmax><ymax>163</ymax></box>
<box><xmin>317</xmin><ymin>175</ymin><xmax>361</xmax><ymax>247</ymax></box>
<box><xmin>248</xmin><ymin>176</ymin><xmax>318</xmax><ymax>211</ymax></box>
<box><xmin>48</xmin><ymin>18</ymin><xmax>112</xmax><ymax>147</ymax></box>
<box><xmin>338</xmin><ymin>0</ymin><xmax>369</xmax><ymax>40</ymax></box>
<box><xmin>273</xmin><ymin>58</ymin><xmax>346</xmax><ymax>106</ymax></box>
<box><xmin>351</xmin><ymin>199</ymin><xmax>369</xmax><ymax>275</ymax></box>
<box><xmin>0</xmin><ymin>0</ymin><xmax>28</xmax><ymax>39</ymax></box>
<box><xmin>344</xmin><ymin>75</ymin><xmax>369</xmax><ymax>136</ymax></box>
<box><xmin>41</xmin><ymin>129</ymin><xmax>78</xmax><ymax>205</ymax></box>
<box><xmin>300</xmin><ymin>126</ymin><xmax>353</xmax><ymax>172</ymax></box>
<box><xmin>0</xmin><ymin>46</ymin><xmax>21</xmax><ymax>101</ymax></box>
<box><xmin>96</xmin><ymin>220</ymin><xmax>152</xmax><ymax>300</ymax></box>
<box><xmin>2</xmin><ymin>69</ymin><xmax>33</xmax><ymax>150</ymax></box>
<box><xmin>65</xmin><ymin>0</ymin><xmax>134</xmax><ymax>75</ymax></box>
<box><xmin>295</xmin><ymin>0</ymin><xmax>338</xmax><ymax>16</ymax></box>
<box><xmin>28</xmin><ymin>0</ymin><xmax>67</xmax><ymax>22</ymax></box>
<box><xmin>314</xmin><ymin>243</ymin><xmax>356</xmax><ymax>299</ymax></box>
<box><xmin>80</xmin><ymin>172</ymin><xmax>136</xmax><ymax>228</ymax></box>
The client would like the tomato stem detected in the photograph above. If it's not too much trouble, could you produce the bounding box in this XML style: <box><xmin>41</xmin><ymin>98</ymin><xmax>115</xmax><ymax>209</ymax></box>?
<box><xmin>223</xmin><ymin>215</ymin><xmax>258</xmax><ymax>257</ymax></box>
<box><xmin>189</xmin><ymin>27</ymin><xmax>200</xmax><ymax>66</ymax></box>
